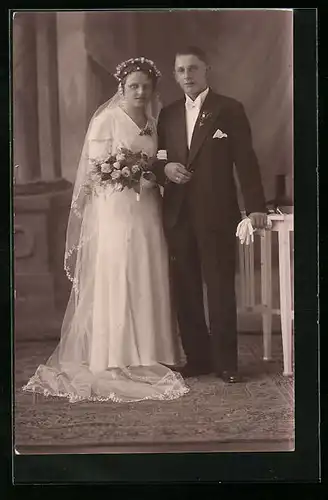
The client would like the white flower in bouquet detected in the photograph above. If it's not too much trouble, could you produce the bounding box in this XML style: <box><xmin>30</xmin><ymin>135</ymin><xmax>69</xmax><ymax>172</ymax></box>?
<box><xmin>114</xmin><ymin>182</ymin><xmax>124</xmax><ymax>191</ymax></box>
<box><xmin>90</xmin><ymin>157</ymin><xmax>101</xmax><ymax>165</ymax></box>
<box><xmin>116</xmin><ymin>152</ymin><xmax>126</xmax><ymax>162</ymax></box>
<box><xmin>131</xmin><ymin>164</ymin><xmax>140</xmax><ymax>174</ymax></box>
<box><xmin>111</xmin><ymin>170</ymin><xmax>122</xmax><ymax>180</ymax></box>
<box><xmin>101</xmin><ymin>163</ymin><xmax>112</xmax><ymax>173</ymax></box>
<box><xmin>113</xmin><ymin>161</ymin><xmax>121</xmax><ymax>169</ymax></box>
<box><xmin>121</xmin><ymin>166</ymin><xmax>131</xmax><ymax>178</ymax></box>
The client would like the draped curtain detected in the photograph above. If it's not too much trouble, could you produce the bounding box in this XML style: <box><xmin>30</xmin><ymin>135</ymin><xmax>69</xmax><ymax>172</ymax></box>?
<box><xmin>13</xmin><ymin>12</ymin><xmax>40</xmax><ymax>182</ymax></box>
<box><xmin>84</xmin><ymin>10</ymin><xmax>293</xmax><ymax>201</ymax></box>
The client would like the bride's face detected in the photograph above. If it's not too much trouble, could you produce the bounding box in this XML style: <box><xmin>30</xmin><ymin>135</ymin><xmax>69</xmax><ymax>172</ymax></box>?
<box><xmin>123</xmin><ymin>71</ymin><xmax>154</xmax><ymax>109</ymax></box>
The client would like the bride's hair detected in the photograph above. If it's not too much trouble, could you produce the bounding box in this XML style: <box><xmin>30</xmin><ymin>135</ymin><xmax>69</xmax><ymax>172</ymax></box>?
<box><xmin>114</xmin><ymin>57</ymin><xmax>161</xmax><ymax>89</ymax></box>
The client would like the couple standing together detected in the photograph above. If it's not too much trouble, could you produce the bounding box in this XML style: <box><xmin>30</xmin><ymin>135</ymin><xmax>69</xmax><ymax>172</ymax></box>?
<box><xmin>23</xmin><ymin>47</ymin><xmax>267</xmax><ymax>403</ymax></box>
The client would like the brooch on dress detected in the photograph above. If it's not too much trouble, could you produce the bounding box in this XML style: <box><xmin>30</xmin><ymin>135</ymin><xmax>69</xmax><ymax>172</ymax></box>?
<box><xmin>139</xmin><ymin>126</ymin><xmax>152</xmax><ymax>136</ymax></box>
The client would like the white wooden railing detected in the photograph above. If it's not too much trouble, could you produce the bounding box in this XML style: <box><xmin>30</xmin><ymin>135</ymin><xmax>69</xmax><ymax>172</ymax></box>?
<box><xmin>237</xmin><ymin>213</ymin><xmax>294</xmax><ymax>376</ymax></box>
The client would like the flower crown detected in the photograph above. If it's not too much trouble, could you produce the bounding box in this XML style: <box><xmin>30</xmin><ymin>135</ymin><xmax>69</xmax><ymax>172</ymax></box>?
<box><xmin>114</xmin><ymin>57</ymin><xmax>161</xmax><ymax>82</ymax></box>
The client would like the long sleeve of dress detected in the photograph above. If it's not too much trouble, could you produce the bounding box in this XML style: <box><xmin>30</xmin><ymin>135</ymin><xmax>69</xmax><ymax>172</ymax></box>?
<box><xmin>152</xmin><ymin>108</ymin><xmax>168</xmax><ymax>186</ymax></box>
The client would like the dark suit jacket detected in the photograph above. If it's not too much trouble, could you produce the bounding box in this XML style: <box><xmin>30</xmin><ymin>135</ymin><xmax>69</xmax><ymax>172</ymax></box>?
<box><xmin>153</xmin><ymin>89</ymin><xmax>267</xmax><ymax>235</ymax></box>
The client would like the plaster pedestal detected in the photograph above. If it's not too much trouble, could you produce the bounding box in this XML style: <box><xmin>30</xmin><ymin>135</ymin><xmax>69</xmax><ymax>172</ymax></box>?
<box><xmin>14</xmin><ymin>180</ymin><xmax>73</xmax><ymax>340</ymax></box>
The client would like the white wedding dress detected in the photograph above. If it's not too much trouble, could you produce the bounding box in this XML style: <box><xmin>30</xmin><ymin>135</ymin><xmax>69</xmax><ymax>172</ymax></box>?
<box><xmin>23</xmin><ymin>105</ymin><xmax>188</xmax><ymax>403</ymax></box>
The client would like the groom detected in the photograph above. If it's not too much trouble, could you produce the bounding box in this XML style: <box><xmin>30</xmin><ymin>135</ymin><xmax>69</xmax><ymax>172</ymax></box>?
<box><xmin>154</xmin><ymin>46</ymin><xmax>267</xmax><ymax>382</ymax></box>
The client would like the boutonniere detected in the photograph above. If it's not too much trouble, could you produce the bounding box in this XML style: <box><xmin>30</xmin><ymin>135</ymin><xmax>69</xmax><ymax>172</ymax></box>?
<box><xmin>199</xmin><ymin>110</ymin><xmax>213</xmax><ymax>127</ymax></box>
<box><xmin>139</xmin><ymin>125</ymin><xmax>152</xmax><ymax>136</ymax></box>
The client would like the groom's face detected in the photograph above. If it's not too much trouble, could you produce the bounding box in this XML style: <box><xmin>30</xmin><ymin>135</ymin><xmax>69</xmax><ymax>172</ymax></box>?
<box><xmin>174</xmin><ymin>54</ymin><xmax>208</xmax><ymax>100</ymax></box>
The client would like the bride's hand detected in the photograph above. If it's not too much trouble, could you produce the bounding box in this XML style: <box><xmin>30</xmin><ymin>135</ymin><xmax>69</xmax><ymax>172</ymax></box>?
<box><xmin>147</xmin><ymin>156</ymin><xmax>156</xmax><ymax>168</ymax></box>
<box><xmin>141</xmin><ymin>172</ymin><xmax>157</xmax><ymax>189</ymax></box>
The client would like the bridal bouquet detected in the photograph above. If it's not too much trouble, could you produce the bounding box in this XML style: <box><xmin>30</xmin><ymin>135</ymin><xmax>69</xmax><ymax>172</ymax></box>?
<box><xmin>84</xmin><ymin>147</ymin><xmax>155</xmax><ymax>199</ymax></box>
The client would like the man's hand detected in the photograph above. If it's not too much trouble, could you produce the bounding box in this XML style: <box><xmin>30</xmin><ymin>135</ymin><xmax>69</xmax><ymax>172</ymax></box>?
<box><xmin>164</xmin><ymin>162</ymin><xmax>192</xmax><ymax>184</ymax></box>
<box><xmin>248</xmin><ymin>212</ymin><xmax>268</xmax><ymax>229</ymax></box>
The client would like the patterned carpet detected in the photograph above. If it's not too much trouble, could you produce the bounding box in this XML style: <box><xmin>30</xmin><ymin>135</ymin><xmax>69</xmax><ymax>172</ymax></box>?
<box><xmin>14</xmin><ymin>334</ymin><xmax>294</xmax><ymax>451</ymax></box>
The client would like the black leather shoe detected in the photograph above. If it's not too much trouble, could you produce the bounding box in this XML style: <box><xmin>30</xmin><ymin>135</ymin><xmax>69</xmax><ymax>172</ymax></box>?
<box><xmin>217</xmin><ymin>371</ymin><xmax>243</xmax><ymax>383</ymax></box>
<box><xmin>179</xmin><ymin>364</ymin><xmax>212</xmax><ymax>378</ymax></box>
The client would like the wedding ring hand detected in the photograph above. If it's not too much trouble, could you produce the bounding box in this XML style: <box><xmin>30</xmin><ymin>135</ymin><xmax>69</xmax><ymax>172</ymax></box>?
<box><xmin>164</xmin><ymin>162</ymin><xmax>192</xmax><ymax>184</ymax></box>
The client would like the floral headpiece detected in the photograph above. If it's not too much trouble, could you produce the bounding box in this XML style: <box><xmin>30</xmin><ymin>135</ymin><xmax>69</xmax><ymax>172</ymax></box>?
<box><xmin>114</xmin><ymin>57</ymin><xmax>161</xmax><ymax>83</ymax></box>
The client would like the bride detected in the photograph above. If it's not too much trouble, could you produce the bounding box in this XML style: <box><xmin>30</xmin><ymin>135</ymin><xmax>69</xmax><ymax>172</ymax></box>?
<box><xmin>23</xmin><ymin>57</ymin><xmax>189</xmax><ymax>403</ymax></box>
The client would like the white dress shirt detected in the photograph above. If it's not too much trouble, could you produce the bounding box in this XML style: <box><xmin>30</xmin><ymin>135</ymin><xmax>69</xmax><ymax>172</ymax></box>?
<box><xmin>185</xmin><ymin>87</ymin><xmax>209</xmax><ymax>149</ymax></box>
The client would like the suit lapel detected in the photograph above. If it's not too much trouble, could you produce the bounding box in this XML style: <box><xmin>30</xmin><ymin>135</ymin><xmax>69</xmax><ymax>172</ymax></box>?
<box><xmin>187</xmin><ymin>90</ymin><xmax>221</xmax><ymax>169</ymax></box>
<box><xmin>171</xmin><ymin>100</ymin><xmax>188</xmax><ymax>165</ymax></box>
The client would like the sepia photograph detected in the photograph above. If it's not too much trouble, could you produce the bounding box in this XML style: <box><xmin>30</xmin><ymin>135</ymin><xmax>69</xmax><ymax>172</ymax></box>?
<box><xmin>13</xmin><ymin>8</ymin><xmax>295</xmax><ymax>457</ymax></box>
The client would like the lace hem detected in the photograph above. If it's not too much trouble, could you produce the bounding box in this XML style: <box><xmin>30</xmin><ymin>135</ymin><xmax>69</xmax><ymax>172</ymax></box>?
<box><xmin>22</xmin><ymin>382</ymin><xmax>190</xmax><ymax>404</ymax></box>
<box><xmin>22</xmin><ymin>370</ymin><xmax>190</xmax><ymax>404</ymax></box>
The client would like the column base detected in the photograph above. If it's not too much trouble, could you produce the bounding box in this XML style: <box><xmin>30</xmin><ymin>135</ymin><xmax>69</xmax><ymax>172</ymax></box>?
<box><xmin>14</xmin><ymin>179</ymin><xmax>73</xmax><ymax>341</ymax></box>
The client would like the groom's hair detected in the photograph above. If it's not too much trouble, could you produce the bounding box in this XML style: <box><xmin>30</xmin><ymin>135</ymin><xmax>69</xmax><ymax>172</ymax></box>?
<box><xmin>175</xmin><ymin>46</ymin><xmax>208</xmax><ymax>65</ymax></box>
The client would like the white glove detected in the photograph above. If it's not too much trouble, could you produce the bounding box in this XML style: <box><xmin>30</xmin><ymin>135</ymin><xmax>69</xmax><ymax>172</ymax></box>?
<box><xmin>236</xmin><ymin>217</ymin><xmax>255</xmax><ymax>245</ymax></box>
<box><xmin>236</xmin><ymin>216</ymin><xmax>272</xmax><ymax>245</ymax></box>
